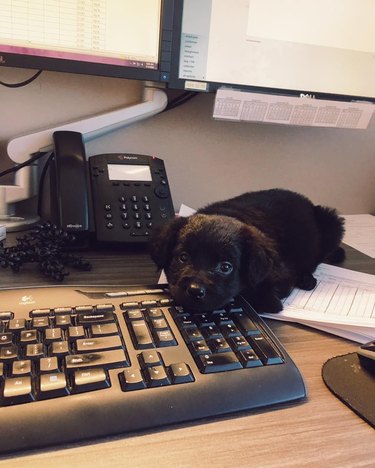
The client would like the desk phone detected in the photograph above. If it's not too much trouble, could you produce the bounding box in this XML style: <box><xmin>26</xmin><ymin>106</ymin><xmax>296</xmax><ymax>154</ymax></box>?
<box><xmin>43</xmin><ymin>131</ymin><xmax>175</xmax><ymax>244</ymax></box>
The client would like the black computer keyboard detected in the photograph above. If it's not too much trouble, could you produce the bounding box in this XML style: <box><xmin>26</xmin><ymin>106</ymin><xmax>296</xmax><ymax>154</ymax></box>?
<box><xmin>0</xmin><ymin>284</ymin><xmax>306</xmax><ymax>454</ymax></box>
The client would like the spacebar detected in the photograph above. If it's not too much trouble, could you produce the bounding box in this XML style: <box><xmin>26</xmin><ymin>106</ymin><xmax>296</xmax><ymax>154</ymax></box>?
<box><xmin>65</xmin><ymin>349</ymin><xmax>129</xmax><ymax>369</ymax></box>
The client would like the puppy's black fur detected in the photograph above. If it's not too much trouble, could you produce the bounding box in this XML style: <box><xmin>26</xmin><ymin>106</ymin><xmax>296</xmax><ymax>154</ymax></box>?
<box><xmin>150</xmin><ymin>189</ymin><xmax>345</xmax><ymax>313</ymax></box>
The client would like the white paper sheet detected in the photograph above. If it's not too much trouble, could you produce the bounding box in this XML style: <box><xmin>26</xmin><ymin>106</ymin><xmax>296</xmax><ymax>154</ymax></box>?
<box><xmin>262</xmin><ymin>263</ymin><xmax>375</xmax><ymax>343</ymax></box>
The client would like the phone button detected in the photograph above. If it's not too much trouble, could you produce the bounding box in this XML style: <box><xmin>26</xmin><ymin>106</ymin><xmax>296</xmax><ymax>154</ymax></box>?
<box><xmin>154</xmin><ymin>186</ymin><xmax>169</xmax><ymax>198</ymax></box>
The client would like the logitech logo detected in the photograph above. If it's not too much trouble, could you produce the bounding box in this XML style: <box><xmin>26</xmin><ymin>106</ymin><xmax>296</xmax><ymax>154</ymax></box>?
<box><xmin>19</xmin><ymin>295</ymin><xmax>35</xmax><ymax>305</ymax></box>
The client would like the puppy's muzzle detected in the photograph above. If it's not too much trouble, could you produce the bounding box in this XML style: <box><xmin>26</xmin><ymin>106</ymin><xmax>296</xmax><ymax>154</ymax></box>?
<box><xmin>187</xmin><ymin>282</ymin><xmax>206</xmax><ymax>300</ymax></box>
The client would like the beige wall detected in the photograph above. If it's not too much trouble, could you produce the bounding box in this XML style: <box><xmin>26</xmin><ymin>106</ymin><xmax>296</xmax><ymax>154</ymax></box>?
<box><xmin>1</xmin><ymin>67</ymin><xmax>374</xmax><ymax>215</ymax></box>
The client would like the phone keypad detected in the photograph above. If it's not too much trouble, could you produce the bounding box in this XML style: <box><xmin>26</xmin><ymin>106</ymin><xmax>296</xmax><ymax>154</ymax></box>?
<box><xmin>89</xmin><ymin>154</ymin><xmax>174</xmax><ymax>243</ymax></box>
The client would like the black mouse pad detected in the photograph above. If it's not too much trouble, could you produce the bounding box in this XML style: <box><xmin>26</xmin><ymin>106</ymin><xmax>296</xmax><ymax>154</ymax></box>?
<box><xmin>322</xmin><ymin>352</ymin><xmax>375</xmax><ymax>428</ymax></box>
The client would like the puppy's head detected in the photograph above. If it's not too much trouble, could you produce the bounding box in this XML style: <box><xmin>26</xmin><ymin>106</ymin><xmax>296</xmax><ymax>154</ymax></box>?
<box><xmin>150</xmin><ymin>214</ymin><xmax>276</xmax><ymax>311</ymax></box>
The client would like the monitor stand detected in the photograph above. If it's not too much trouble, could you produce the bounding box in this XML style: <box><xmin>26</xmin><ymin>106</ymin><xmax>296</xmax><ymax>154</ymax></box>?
<box><xmin>0</xmin><ymin>166</ymin><xmax>40</xmax><ymax>232</ymax></box>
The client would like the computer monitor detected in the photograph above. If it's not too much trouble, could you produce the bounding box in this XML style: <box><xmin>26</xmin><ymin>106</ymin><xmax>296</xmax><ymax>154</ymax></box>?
<box><xmin>169</xmin><ymin>0</ymin><xmax>375</xmax><ymax>103</ymax></box>
<box><xmin>0</xmin><ymin>0</ymin><xmax>176</xmax><ymax>230</ymax></box>
<box><xmin>0</xmin><ymin>0</ymin><xmax>174</xmax><ymax>83</ymax></box>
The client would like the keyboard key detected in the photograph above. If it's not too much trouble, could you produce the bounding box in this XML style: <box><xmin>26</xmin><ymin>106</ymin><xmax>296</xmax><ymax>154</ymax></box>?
<box><xmin>151</xmin><ymin>318</ymin><xmax>169</xmax><ymax>330</ymax></box>
<box><xmin>146</xmin><ymin>308</ymin><xmax>164</xmax><ymax>318</ymax></box>
<box><xmin>96</xmin><ymin>304</ymin><xmax>114</xmax><ymax>312</ymax></box>
<box><xmin>190</xmin><ymin>339</ymin><xmax>210</xmax><ymax>355</ymax></box>
<box><xmin>213</xmin><ymin>312</ymin><xmax>232</xmax><ymax>325</ymax></box>
<box><xmin>119</xmin><ymin>368</ymin><xmax>146</xmax><ymax>391</ymax></box>
<box><xmin>68</xmin><ymin>326</ymin><xmax>85</xmax><ymax>341</ymax></box>
<box><xmin>72</xmin><ymin>368</ymin><xmax>110</xmax><ymax>393</ymax></box>
<box><xmin>201</xmin><ymin>325</ymin><xmax>222</xmax><ymax>340</ymax></box>
<box><xmin>65</xmin><ymin>349</ymin><xmax>128</xmax><ymax>370</ymax></box>
<box><xmin>0</xmin><ymin>312</ymin><xmax>14</xmax><ymax>321</ymax></box>
<box><xmin>155</xmin><ymin>329</ymin><xmax>177</xmax><ymax>347</ymax></box>
<box><xmin>75</xmin><ymin>305</ymin><xmax>94</xmax><ymax>313</ymax></box>
<box><xmin>50</xmin><ymin>341</ymin><xmax>70</xmax><ymax>357</ymax></box>
<box><xmin>12</xmin><ymin>360</ymin><xmax>32</xmax><ymax>376</ymax></box>
<box><xmin>20</xmin><ymin>330</ymin><xmax>38</xmax><ymax>345</ymax></box>
<box><xmin>76</xmin><ymin>336</ymin><xmax>122</xmax><ymax>353</ymax></box>
<box><xmin>26</xmin><ymin>343</ymin><xmax>44</xmax><ymax>360</ymax></box>
<box><xmin>238</xmin><ymin>349</ymin><xmax>263</xmax><ymax>368</ymax></box>
<box><xmin>228</xmin><ymin>335</ymin><xmax>251</xmax><ymax>351</ymax></box>
<box><xmin>139</xmin><ymin>350</ymin><xmax>162</xmax><ymax>367</ymax></box>
<box><xmin>208</xmin><ymin>337</ymin><xmax>232</xmax><ymax>353</ymax></box>
<box><xmin>175</xmin><ymin>314</ymin><xmax>195</xmax><ymax>328</ymax></box>
<box><xmin>194</xmin><ymin>314</ymin><xmax>215</xmax><ymax>327</ymax></box>
<box><xmin>76</xmin><ymin>311</ymin><xmax>115</xmax><ymax>326</ymax></box>
<box><xmin>220</xmin><ymin>322</ymin><xmax>241</xmax><ymax>338</ymax></box>
<box><xmin>40</xmin><ymin>356</ymin><xmax>59</xmax><ymax>373</ymax></box>
<box><xmin>0</xmin><ymin>333</ymin><xmax>13</xmax><ymax>347</ymax></box>
<box><xmin>32</xmin><ymin>317</ymin><xmax>50</xmax><ymax>329</ymax></box>
<box><xmin>2</xmin><ymin>376</ymin><xmax>34</xmax><ymax>404</ymax></box>
<box><xmin>54</xmin><ymin>307</ymin><xmax>73</xmax><ymax>315</ymax></box>
<box><xmin>248</xmin><ymin>336</ymin><xmax>284</xmax><ymax>365</ymax></box>
<box><xmin>169</xmin><ymin>363</ymin><xmax>194</xmax><ymax>384</ymax></box>
<box><xmin>55</xmin><ymin>315</ymin><xmax>72</xmax><ymax>329</ymax></box>
<box><xmin>38</xmin><ymin>373</ymin><xmax>69</xmax><ymax>399</ymax></box>
<box><xmin>129</xmin><ymin>320</ymin><xmax>154</xmax><ymax>349</ymax></box>
<box><xmin>125</xmin><ymin>309</ymin><xmax>144</xmax><ymax>320</ymax></box>
<box><xmin>184</xmin><ymin>326</ymin><xmax>203</xmax><ymax>342</ymax></box>
<box><xmin>0</xmin><ymin>345</ymin><xmax>18</xmax><ymax>361</ymax></box>
<box><xmin>197</xmin><ymin>352</ymin><xmax>242</xmax><ymax>373</ymax></box>
<box><xmin>91</xmin><ymin>323</ymin><xmax>118</xmax><ymax>337</ymax></box>
<box><xmin>12</xmin><ymin>359</ymin><xmax>31</xmax><ymax>377</ymax></box>
<box><xmin>30</xmin><ymin>309</ymin><xmax>50</xmax><ymax>317</ymax></box>
<box><xmin>145</xmin><ymin>365</ymin><xmax>170</xmax><ymax>387</ymax></box>
<box><xmin>45</xmin><ymin>328</ymin><xmax>63</xmax><ymax>343</ymax></box>
<box><xmin>8</xmin><ymin>318</ymin><xmax>26</xmax><ymax>333</ymax></box>
<box><xmin>234</xmin><ymin>313</ymin><xmax>261</xmax><ymax>336</ymax></box>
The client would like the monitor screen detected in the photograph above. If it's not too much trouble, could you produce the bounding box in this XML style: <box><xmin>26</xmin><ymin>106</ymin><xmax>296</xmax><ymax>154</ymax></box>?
<box><xmin>169</xmin><ymin>0</ymin><xmax>375</xmax><ymax>103</ymax></box>
<box><xmin>0</xmin><ymin>0</ymin><xmax>175</xmax><ymax>83</ymax></box>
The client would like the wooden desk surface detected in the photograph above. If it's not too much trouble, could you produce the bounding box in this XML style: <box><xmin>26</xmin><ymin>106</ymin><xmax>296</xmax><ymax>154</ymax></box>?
<box><xmin>0</xmin><ymin>242</ymin><xmax>374</xmax><ymax>467</ymax></box>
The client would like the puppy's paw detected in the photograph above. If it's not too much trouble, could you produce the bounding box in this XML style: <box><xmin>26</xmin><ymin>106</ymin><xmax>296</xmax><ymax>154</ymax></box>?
<box><xmin>296</xmin><ymin>274</ymin><xmax>317</xmax><ymax>291</ymax></box>
<box><xmin>244</xmin><ymin>292</ymin><xmax>283</xmax><ymax>314</ymax></box>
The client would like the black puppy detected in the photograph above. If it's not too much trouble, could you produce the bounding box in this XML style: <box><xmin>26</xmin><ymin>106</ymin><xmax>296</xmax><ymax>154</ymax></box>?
<box><xmin>150</xmin><ymin>189</ymin><xmax>345</xmax><ymax>313</ymax></box>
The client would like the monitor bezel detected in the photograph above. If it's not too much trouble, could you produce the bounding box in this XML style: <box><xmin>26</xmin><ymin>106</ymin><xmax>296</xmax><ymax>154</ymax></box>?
<box><xmin>167</xmin><ymin>1</ymin><xmax>375</xmax><ymax>104</ymax></box>
<box><xmin>0</xmin><ymin>0</ymin><xmax>175</xmax><ymax>84</ymax></box>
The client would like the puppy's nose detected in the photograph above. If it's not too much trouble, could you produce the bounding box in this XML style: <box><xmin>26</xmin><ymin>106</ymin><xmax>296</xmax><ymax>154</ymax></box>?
<box><xmin>187</xmin><ymin>283</ymin><xmax>206</xmax><ymax>300</ymax></box>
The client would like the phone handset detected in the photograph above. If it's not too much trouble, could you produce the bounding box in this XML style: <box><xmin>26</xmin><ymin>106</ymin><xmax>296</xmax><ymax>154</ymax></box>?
<box><xmin>52</xmin><ymin>131</ymin><xmax>92</xmax><ymax>233</ymax></box>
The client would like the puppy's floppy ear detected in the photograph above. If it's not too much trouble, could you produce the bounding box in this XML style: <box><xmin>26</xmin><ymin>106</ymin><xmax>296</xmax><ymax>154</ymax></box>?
<box><xmin>240</xmin><ymin>226</ymin><xmax>277</xmax><ymax>285</ymax></box>
<box><xmin>149</xmin><ymin>216</ymin><xmax>188</xmax><ymax>270</ymax></box>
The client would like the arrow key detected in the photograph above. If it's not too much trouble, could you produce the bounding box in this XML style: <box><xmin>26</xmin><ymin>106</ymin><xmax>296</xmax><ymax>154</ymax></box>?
<box><xmin>169</xmin><ymin>363</ymin><xmax>194</xmax><ymax>384</ymax></box>
<box><xmin>119</xmin><ymin>368</ymin><xmax>146</xmax><ymax>391</ymax></box>
<box><xmin>145</xmin><ymin>365</ymin><xmax>170</xmax><ymax>387</ymax></box>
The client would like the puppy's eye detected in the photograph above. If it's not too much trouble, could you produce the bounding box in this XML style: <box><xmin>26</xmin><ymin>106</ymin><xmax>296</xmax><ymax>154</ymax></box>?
<box><xmin>178</xmin><ymin>252</ymin><xmax>189</xmax><ymax>263</ymax></box>
<box><xmin>218</xmin><ymin>261</ymin><xmax>233</xmax><ymax>275</ymax></box>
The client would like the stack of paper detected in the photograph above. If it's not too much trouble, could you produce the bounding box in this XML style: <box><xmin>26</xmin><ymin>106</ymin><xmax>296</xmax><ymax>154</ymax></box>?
<box><xmin>261</xmin><ymin>263</ymin><xmax>375</xmax><ymax>344</ymax></box>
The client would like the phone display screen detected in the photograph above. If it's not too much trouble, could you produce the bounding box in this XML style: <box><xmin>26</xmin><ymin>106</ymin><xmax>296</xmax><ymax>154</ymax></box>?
<box><xmin>107</xmin><ymin>164</ymin><xmax>152</xmax><ymax>181</ymax></box>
